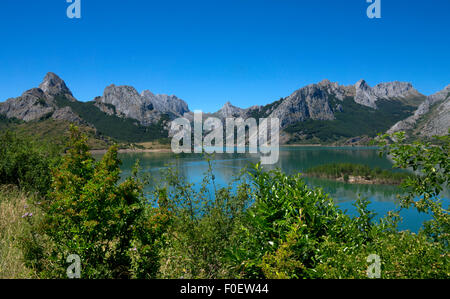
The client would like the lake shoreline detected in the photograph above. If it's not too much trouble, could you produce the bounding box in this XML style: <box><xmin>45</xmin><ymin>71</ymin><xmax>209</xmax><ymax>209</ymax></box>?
<box><xmin>282</xmin><ymin>144</ymin><xmax>377</xmax><ymax>148</ymax></box>
<box><xmin>90</xmin><ymin>148</ymin><xmax>173</xmax><ymax>155</ymax></box>
<box><xmin>90</xmin><ymin>143</ymin><xmax>377</xmax><ymax>154</ymax></box>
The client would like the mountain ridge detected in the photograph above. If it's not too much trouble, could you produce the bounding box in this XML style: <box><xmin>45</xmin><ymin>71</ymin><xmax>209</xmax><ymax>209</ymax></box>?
<box><xmin>1</xmin><ymin>72</ymin><xmax>448</xmax><ymax>144</ymax></box>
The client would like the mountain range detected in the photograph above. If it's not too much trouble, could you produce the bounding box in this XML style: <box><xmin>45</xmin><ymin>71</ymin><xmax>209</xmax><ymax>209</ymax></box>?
<box><xmin>0</xmin><ymin>72</ymin><xmax>448</xmax><ymax>147</ymax></box>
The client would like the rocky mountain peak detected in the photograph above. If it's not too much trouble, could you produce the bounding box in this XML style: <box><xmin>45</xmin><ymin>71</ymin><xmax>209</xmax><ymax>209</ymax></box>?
<box><xmin>356</xmin><ymin>80</ymin><xmax>423</xmax><ymax>109</ymax></box>
<box><xmin>317</xmin><ymin>79</ymin><xmax>333</xmax><ymax>87</ymax></box>
<box><xmin>141</xmin><ymin>90</ymin><xmax>155</xmax><ymax>99</ymax></box>
<box><xmin>354</xmin><ymin>80</ymin><xmax>381</xmax><ymax>109</ymax></box>
<box><xmin>217</xmin><ymin>101</ymin><xmax>245</xmax><ymax>118</ymax></box>
<box><xmin>95</xmin><ymin>84</ymin><xmax>188</xmax><ymax>125</ymax></box>
<box><xmin>38</xmin><ymin>72</ymin><xmax>74</xmax><ymax>100</ymax></box>
<box><xmin>268</xmin><ymin>81</ymin><xmax>337</xmax><ymax>128</ymax></box>
<box><xmin>0</xmin><ymin>72</ymin><xmax>81</xmax><ymax>123</ymax></box>
<box><xmin>98</xmin><ymin>84</ymin><xmax>146</xmax><ymax>122</ymax></box>
<box><xmin>141</xmin><ymin>90</ymin><xmax>190</xmax><ymax>117</ymax></box>
<box><xmin>372</xmin><ymin>81</ymin><xmax>420</xmax><ymax>99</ymax></box>
<box><xmin>223</xmin><ymin>101</ymin><xmax>233</xmax><ymax>108</ymax></box>
<box><xmin>355</xmin><ymin>79</ymin><xmax>368</xmax><ymax>88</ymax></box>
<box><xmin>427</xmin><ymin>84</ymin><xmax>450</xmax><ymax>105</ymax></box>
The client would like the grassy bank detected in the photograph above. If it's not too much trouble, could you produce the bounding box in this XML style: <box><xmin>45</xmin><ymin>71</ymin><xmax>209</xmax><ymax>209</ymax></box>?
<box><xmin>0</xmin><ymin>186</ymin><xmax>40</xmax><ymax>278</ymax></box>
<box><xmin>305</xmin><ymin>163</ymin><xmax>415</xmax><ymax>185</ymax></box>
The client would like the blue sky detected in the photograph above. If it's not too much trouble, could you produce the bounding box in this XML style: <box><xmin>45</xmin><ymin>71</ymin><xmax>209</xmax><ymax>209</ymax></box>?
<box><xmin>0</xmin><ymin>0</ymin><xmax>449</xmax><ymax>112</ymax></box>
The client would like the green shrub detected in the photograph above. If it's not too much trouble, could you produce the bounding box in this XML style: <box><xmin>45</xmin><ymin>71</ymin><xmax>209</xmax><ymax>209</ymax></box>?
<box><xmin>378</xmin><ymin>131</ymin><xmax>449</xmax><ymax>248</ymax></box>
<box><xmin>0</xmin><ymin>131</ymin><xmax>60</xmax><ymax>196</ymax></box>
<box><xmin>156</xmin><ymin>160</ymin><xmax>252</xmax><ymax>278</ymax></box>
<box><xmin>228</xmin><ymin>165</ymin><xmax>448</xmax><ymax>279</ymax></box>
<box><xmin>229</xmin><ymin>165</ymin><xmax>360</xmax><ymax>278</ymax></box>
<box><xmin>27</xmin><ymin>126</ymin><xmax>169</xmax><ymax>278</ymax></box>
<box><xmin>315</xmin><ymin>231</ymin><xmax>449</xmax><ymax>279</ymax></box>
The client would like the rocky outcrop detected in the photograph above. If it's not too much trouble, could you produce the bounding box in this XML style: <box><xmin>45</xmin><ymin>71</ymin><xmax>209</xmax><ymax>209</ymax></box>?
<box><xmin>421</xmin><ymin>99</ymin><xmax>450</xmax><ymax>137</ymax></box>
<box><xmin>215</xmin><ymin>101</ymin><xmax>247</xmax><ymax>118</ymax></box>
<box><xmin>51</xmin><ymin>106</ymin><xmax>84</xmax><ymax>124</ymax></box>
<box><xmin>0</xmin><ymin>72</ymin><xmax>83</xmax><ymax>123</ymax></box>
<box><xmin>354</xmin><ymin>80</ymin><xmax>379</xmax><ymax>108</ymax></box>
<box><xmin>141</xmin><ymin>90</ymin><xmax>189</xmax><ymax>117</ymax></box>
<box><xmin>426</xmin><ymin>84</ymin><xmax>450</xmax><ymax>106</ymax></box>
<box><xmin>388</xmin><ymin>85</ymin><xmax>450</xmax><ymax>137</ymax></box>
<box><xmin>96</xmin><ymin>84</ymin><xmax>150</xmax><ymax>122</ymax></box>
<box><xmin>93</xmin><ymin>96</ymin><xmax>116</xmax><ymax>116</ymax></box>
<box><xmin>372</xmin><ymin>81</ymin><xmax>421</xmax><ymax>99</ymax></box>
<box><xmin>95</xmin><ymin>85</ymin><xmax>190</xmax><ymax>125</ymax></box>
<box><xmin>354</xmin><ymin>80</ymin><xmax>421</xmax><ymax>109</ymax></box>
<box><xmin>39</xmin><ymin>72</ymin><xmax>76</xmax><ymax>102</ymax></box>
<box><xmin>268</xmin><ymin>80</ymin><xmax>350</xmax><ymax>128</ymax></box>
<box><xmin>0</xmin><ymin>88</ymin><xmax>54</xmax><ymax>121</ymax></box>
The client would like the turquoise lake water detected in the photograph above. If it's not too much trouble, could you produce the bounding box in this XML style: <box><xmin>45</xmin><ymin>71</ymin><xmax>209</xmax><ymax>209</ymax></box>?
<box><xmin>100</xmin><ymin>146</ymin><xmax>449</xmax><ymax>232</ymax></box>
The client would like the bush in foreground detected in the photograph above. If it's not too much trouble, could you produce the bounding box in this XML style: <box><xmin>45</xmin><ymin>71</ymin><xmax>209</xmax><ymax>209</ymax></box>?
<box><xmin>25</xmin><ymin>126</ymin><xmax>170</xmax><ymax>278</ymax></box>
<box><xmin>0</xmin><ymin>131</ymin><xmax>60</xmax><ymax>196</ymax></box>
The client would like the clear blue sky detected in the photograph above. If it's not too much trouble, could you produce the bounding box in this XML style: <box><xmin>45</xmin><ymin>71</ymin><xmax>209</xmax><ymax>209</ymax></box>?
<box><xmin>0</xmin><ymin>0</ymin><xmax>449</xmax><ymax>112</ymax></box>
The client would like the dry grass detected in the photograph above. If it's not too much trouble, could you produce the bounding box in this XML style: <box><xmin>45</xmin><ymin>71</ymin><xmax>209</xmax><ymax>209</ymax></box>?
<box><xmin>136</xmin><ymin>141</ymin><xmax>171</xmax><ymax>150</ymax></box>
<box><xmin>0</xmin><ymin>185</ymin><xmax>39</xmax><ymax>278</ymax></box>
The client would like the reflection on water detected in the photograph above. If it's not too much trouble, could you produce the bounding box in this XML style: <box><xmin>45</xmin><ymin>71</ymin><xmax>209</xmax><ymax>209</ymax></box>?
<box><xmin>94</xmin><ymin>146</ymin><xmax>449</xmax><ymax>232</ymax></box>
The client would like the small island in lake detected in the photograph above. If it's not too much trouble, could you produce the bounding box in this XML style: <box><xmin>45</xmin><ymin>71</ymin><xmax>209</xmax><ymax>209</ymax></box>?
<box><xmin>304</xmin><ymin>163</ymin><xmax>416</xmax><ymax>185</ymax></box>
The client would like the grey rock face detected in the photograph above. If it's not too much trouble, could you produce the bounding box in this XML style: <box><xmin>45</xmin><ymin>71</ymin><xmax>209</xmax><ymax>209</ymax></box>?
<box><xmin>93</xmin><ymin>96</ymin><xmax>116</xmax><ymax>116</ymax></box>
<box><xmin>373</xmin><ymin>81</ymin><xmax>419</xmax><ymax>99</ymax></box>
<box><xmin>39</xmin><ymin>72</ymin><xmax>76</xmax><ymax>102</ymax></box>
<box><xmin>387</xmin><ymin>85</ymin><xmax>450</xmax><ymax>137</ymax></box>
<box><xmin>0</xmin><ymin>88</ymin><xmax>55</xmax><ymax>121</ymax></box>
<box><xmin>317</xmin><ymin>79</ymin><xmax>354</xmax><ymax>101</ymax></box>
<box><xmin>216</xmin><ymin>101</ymin><xmax>247</xmax><ymax>118</ymax></box>
<box><xmin>96</xmin><ymin>85</ymin><xmax>186</xmax><ymax>125</ymax></box>
<box><xmin>354</xmin><ymin>80</ymin><xmax>422</xmax><ymax>108</ymax></box>
<box><xmin>141</xmin><ymin>90</ymin><xmax>190</xmax><ymax>117</ymax></box>
<box><xmin>421</xmin><ymin>99</ymin><xmax>450</xmax><ymax>137</ymax></box>
<box><xmin>98</xmin><ymin>84</ymin><xmax>147</xmax><ymax>121</ymax></box>
<box><xmin>51</xmin><ymin>106</ymin><xmax>84</xmax><ymax>124</ymax></box>
<box><xmin>386</xmin><ymin>116</ymin><xmax>417</xmax><ymax>134</ymax></box>
<box><xmin>354</xmin><ymin>80</ymin><xmax>379</xmax><ymax>108</ymax></box>
<box><xmin>268</xmin><ymin>81</ymin><xmax>340</xmax><ymax>128</ymax></box>
<box><xmin>0</xmin><ymin>72</ymin><xmax>83</xmax><ymax>123</ymax></box>
<box><xmin>426</xmin><ymin>84</ymin><xmax>450</xmax><ymax>106</ymax></box>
